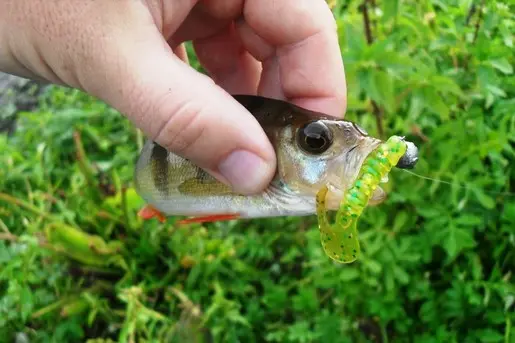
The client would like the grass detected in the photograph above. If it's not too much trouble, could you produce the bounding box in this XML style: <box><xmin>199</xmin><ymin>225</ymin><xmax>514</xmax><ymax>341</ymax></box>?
<box><xmin>1</xmin><ymin>1</ymin><xmax>515</xmax><ymax>342</ymax></box>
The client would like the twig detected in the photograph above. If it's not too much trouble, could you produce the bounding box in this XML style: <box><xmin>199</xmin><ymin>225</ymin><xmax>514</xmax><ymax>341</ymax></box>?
<box><xmin>395</xmin><ymin>87</ymin><xmax>413</xmax><ymax>106</ymax></box>
<box><xmin>411</xmin><ymin>125</ymin><xmax>430</xmax><ymax>143</ymax></box>
<box><xmin>0</xmin><ymin>192</ymin><xmax>52</xmax><ymax>219</ymax></box>
<box><xmin>473</xmin><ymin>0</ymin><xmax>485</xmax><ymax>44</ymax></box>
<box><xmin>73</xmin><ymin>130</ymin><xmax>100</xmax><ymax>195</ymax></box>
<box><xmin>361</xmin><ymin>0</ymin><xmax>385</xmax><ymax>138</ymax></box>
<box><xmin>465</xmin><ymin>3</ymin><xmax>476</xmax><ymax>25</ymax></box>
<box><xmin>0</xmin><ymin>233</ymin><xmax>18</xmax><ymax>242</ymax></box>
<box><xmin>372</xmin><ymin>102</ymin><xmax>385</xmax><ymax>139</ymax></box>
<box><xmin>121</xmin><ymin>187</ymin><xmax>131</xmax><ymax>231</ymax></box>
<box><xmin>361</xmin><ymin>0</ymin><xmax>374</xmax><ymax>45</ymax></box>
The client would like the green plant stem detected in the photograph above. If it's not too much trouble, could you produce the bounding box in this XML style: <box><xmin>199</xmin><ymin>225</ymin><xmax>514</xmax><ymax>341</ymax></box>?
<box><xmin>466</xmin><ymin>3</ymin><xmax>476</xmax><ymax>25</ymax></box>
<box><xmin>0</xmin><ymin>192</ymin><xmax>52</xmax><ymax>219</ymax></box>
<box><xmin>121</xmin><ymin>187</ymin><xmax>131</xmax><ymax>231</ymax></box>
<box><xmin>506</xmin><ymin>317</ymin><xmax>512</xmax><ymax>343</ymax></box>
<box><xmin>361</xmin><ymin>0</ymin><xmax>385</xmax><ymax>139</ymax></box>
<box><xmin>0</xmin><ymin>217</ymin><xmax>11</xmax><ymax>234</ymax></box>
<box><xmin>73</xmin><ymin>130</ymin><xmax>100</xmax><ymax>196</ymax></box>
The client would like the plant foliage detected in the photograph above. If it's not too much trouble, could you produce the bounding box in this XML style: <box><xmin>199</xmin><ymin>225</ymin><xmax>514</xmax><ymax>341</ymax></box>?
<box><xmin>1</xmin><ymin>1</ymin><xmax>514</xmax><ymax>342</ymax></box>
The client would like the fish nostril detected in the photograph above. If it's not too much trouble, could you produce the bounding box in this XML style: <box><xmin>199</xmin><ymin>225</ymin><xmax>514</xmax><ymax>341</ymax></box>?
<box><xmin>396</xmin><ymin>141</ymin><xmax>419</xmax><ymax>169</ymax></box>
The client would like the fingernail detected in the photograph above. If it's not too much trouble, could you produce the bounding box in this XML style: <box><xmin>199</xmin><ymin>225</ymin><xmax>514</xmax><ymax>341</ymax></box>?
<box><xmin>218</xmin><ymin>150</ymin><xmax>271</xmax><ymax>194</ymax></box>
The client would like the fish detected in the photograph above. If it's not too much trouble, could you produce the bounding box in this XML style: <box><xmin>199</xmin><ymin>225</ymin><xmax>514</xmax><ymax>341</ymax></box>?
<box><xmin>134</xmin><ymin>95</ymin><xmax>418</xmax><ymax>224</ymax></box>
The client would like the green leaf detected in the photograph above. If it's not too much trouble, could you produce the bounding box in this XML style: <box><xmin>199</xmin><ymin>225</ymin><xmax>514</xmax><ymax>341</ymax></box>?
<box><xmin>500</xmin><ymin>24</ymin><xmax>513</xmax><ymax>48</ymax></box>
<box><xmin>474</xmin><ymin>329</ymin><xmax>504</xmax><ymax>342</ymax></box>
<box><xmin>20</xmin><ymin>285</ymin><xmax>34</xmax><ymax>321</ymax></box>
<box><xmin>473</xmin><ymin>189</ymin><xmax>496</xmax><ymax>209</ymax></box>
<box><xmin>265</xmin><ymin>330</ymin><xmax>286</xmax><ymax>342</ymax></box>
<box><xmin>345</xmin><ymin>22</ymin><xmax>366</xmax><ymax>53</ymax></box>
<box><xmin>488</xmin><ymin>58</ymin><xmax>513</xmax><ymax>75</ymax></box>
<box><xmin>375</xmin><ymin>70</ymin><xmax>396</xmax><ymax>112</ymax></box>
<box><xmin>407</xmin><ymin>90</ymin><xmax>425</xmax><ymax>120</ymax></box>
<box><xmin>477</xmin><ymin>65</ymin><xmax>497</xmax><ymax>90</ymax></box>
<box><xmin>454</xmin><ymin>215</ymin><xmax>483</xmax><ymax>227</ymax></box>
<box><xmin>262</xmin><ymin>284</ymin><xmax>288</xmax><ymax>313</ymax></box>
<box><xmin>502</xmin><ymin>202</ymin><xmax>515</xmax><ymax>223</ymax></box>
<box><xmin>361</xmin><ymin>68</ymin><xmax>396</xmax><ymax>113</ymax></box>
<box><xmin>0</xmin><ymin>242</ymin><xmax>10</xmax><ymax>264</ymax></box>
<box><xmin>339</xmin><ymin>268</ymin><xmax>360</xmax><ymax>282</ymax></box>
<box><xmin>422</xmin><ymin>87</ymin><xmax>449</xmax><ymax>120</ymax></box>
<box><xmin>431</xmin><ymin>76</ymin><xmax>464</xmax><ymax>97</ymax></box>
<box><xmin>392</xmin><ymin>265</ymin><xmax>410</xmax><ymax>284</ymax></box>
<box><xmin>363</xmin><ymin>259</ymin><xmax>382</xmax><ymax>274</ymax></box>
<box><xmin>293</xmin><ymin>287</ymin><xmax>319</xmax><ymax>313</ymax></box>
<box><xmin>288</xmin><ymin>321</ymin><xmax>321</xmax><ymax>343</ymax></box>
<box><xmin>441</xmin><ymin>225</ymin><xmax>477</xmax><ymax>259</ymax></box>
<box><xmin>382</xmin><ymin>0</ymin><xmax>400</xmax><ymax>22</ymax></box>
<box><xmin>393</xmin><ymin>211</ymin><xmax>409</xmax><ymax>231</ymax></box>
<box><xmin>486</xmin><ymin>84</ymin><xmax>507</xmax><ymax>97</ymax></box>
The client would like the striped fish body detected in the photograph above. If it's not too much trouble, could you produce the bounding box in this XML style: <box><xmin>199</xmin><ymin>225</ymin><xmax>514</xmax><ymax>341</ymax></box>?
<box><xmin>134</xmin><ymin>95</ymin><xmax>383</xmax><ymax>219</ymax></box>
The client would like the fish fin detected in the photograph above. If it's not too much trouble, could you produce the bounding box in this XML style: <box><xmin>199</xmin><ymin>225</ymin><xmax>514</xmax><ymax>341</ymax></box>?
<box><xmin>138</xmin><ymin>205</ymin><xmax>167</xmax><ymax>223</ymax></box>
<box><xmin>177</xmin><ymin>214</ymin><xmax>240</xmax><ymax>225</ymax></box>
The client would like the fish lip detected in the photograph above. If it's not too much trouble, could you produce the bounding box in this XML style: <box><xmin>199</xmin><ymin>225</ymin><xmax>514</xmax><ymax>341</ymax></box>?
<box><xmin>342</xmin><ymin>138</ymin><xmax>381</xmax><ymax>182</ymax></box>
<box><xmin>396</xmin><ymin>140</ymin><xmax>419</xmax><ymax>169</ymax></box>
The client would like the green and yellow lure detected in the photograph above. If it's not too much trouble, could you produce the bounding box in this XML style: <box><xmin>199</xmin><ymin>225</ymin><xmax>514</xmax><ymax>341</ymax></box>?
<box><xmin>316</xmin><ymin>136</ymin><xmax>408</xmax><ymax>263</ymax></box>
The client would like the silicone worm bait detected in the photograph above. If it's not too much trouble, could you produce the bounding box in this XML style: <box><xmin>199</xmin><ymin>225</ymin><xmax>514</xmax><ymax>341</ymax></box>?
<box><xmin>316</xmin><ymin>135</ymin><xmax>409</xmax><ymax>263</ymax></box>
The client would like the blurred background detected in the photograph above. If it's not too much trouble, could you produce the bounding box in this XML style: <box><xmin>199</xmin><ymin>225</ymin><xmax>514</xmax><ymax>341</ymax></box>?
<box><xmin>1</xmin><ymin>1</ymin><xmax>514</xmax><ymax>342</ymax></box>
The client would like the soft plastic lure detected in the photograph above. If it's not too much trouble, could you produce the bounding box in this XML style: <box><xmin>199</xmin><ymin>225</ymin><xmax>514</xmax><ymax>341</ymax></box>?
<box><xmin>316</xmin><ymin>135</ymin><xmax>408</xmax><ymax>263</ymax></box>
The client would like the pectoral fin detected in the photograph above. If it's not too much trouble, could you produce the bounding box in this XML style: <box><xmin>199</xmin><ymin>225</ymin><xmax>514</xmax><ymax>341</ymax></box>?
<box><xmin>138</xmin><ymin>205</ymin><xmax>167</xmax><ymax>223</ymax></box>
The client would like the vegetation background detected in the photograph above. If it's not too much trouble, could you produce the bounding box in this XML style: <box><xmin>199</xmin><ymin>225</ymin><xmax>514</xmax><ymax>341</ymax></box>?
<box><xmin>1</xmin><ymin>0</ymin><xmax>514</xmax><ymax>342</ymax></box>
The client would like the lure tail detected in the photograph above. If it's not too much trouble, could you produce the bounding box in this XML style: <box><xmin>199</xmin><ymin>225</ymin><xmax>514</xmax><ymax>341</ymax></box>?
<box><xmin>316</xmin><ymin>186</ymin><xmax>361</xmax><ymax>263</ymax></box>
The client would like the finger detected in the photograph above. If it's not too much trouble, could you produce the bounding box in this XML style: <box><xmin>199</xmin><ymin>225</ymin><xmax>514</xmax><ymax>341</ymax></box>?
<box><xmin>241</xmin><ymin>0</ymin><xmax>347</xmax><ymax>117</ymax></box>
<box><xmin>197</xmin><ymin>0</ymin><xmax>244</xmax><ymax>19</ymax></box>
<box><xmin>173</xmin><ymin>43</ymin><xmax>189</xmax><ymax>64</ymax></box>
<box><xmin>193</xmin><ymin>23</ymin><xmax>261</xmax><ymax>94</ymax></box>
<box><xmin>235</xmin><ymin>20</ymin><xmax>283</xmax><ymax>99</ymax></box>
<box><xmin>84</xmin><ymin>26</ymin><xmax>276</xmax><ymax>195</ymax></box>
<box><xmin>3</xmin><ymin>0</ymin><xmax>276</xmax><ymax>195</ymax></box>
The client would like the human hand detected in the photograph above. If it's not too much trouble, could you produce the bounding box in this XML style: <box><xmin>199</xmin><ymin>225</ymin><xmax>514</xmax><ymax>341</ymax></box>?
<box><xmin>0</xmin><ymin>0</ymin><xmax>346</xmax><ymax>194</ymax></box>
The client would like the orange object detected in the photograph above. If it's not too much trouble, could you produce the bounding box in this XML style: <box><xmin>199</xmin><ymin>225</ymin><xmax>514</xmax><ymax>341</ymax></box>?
<box><xmin>177</xmin><ymin>214</ymin><xmax>240</xmax><ymax>224</ymax></box>
<box><xmin>138</xmin><ymin>205</ymin><xmax>167</xmax><ymax>223</ymax></box>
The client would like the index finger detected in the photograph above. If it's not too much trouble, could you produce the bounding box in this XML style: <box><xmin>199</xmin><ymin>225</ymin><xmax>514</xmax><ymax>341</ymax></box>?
<box><xmin>242</xmin><ymin>0</ymin><xmax>346</xmax><ymax>117</ymax></box>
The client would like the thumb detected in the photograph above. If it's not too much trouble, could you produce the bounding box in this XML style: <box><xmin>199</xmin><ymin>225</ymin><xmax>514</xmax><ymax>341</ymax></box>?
<box><xmin>85</xmin><ymin>29</ymin><xmax>276</xmax><ymax>195</ymax></box>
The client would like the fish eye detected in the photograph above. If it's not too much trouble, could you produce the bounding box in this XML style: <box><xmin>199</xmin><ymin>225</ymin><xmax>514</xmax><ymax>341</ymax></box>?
<box><xmin>297</xmin><ymin>121</ymin><xmax>333</xmax><ymax>154</ymax></box>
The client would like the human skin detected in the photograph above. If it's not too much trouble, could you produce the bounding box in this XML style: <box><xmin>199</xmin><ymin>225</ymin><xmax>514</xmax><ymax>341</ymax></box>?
<box><xmin>0</xmin><ymin>0</ymin><xmax>347</xmax><ymax>195</ymax></box>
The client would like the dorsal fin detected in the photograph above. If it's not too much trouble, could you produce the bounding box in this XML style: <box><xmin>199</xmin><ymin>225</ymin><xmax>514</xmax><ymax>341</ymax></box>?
<box><xmin>232</xmin><ymin>95</ymin><xmax>333</xmax><ymax>128</ymax></box>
